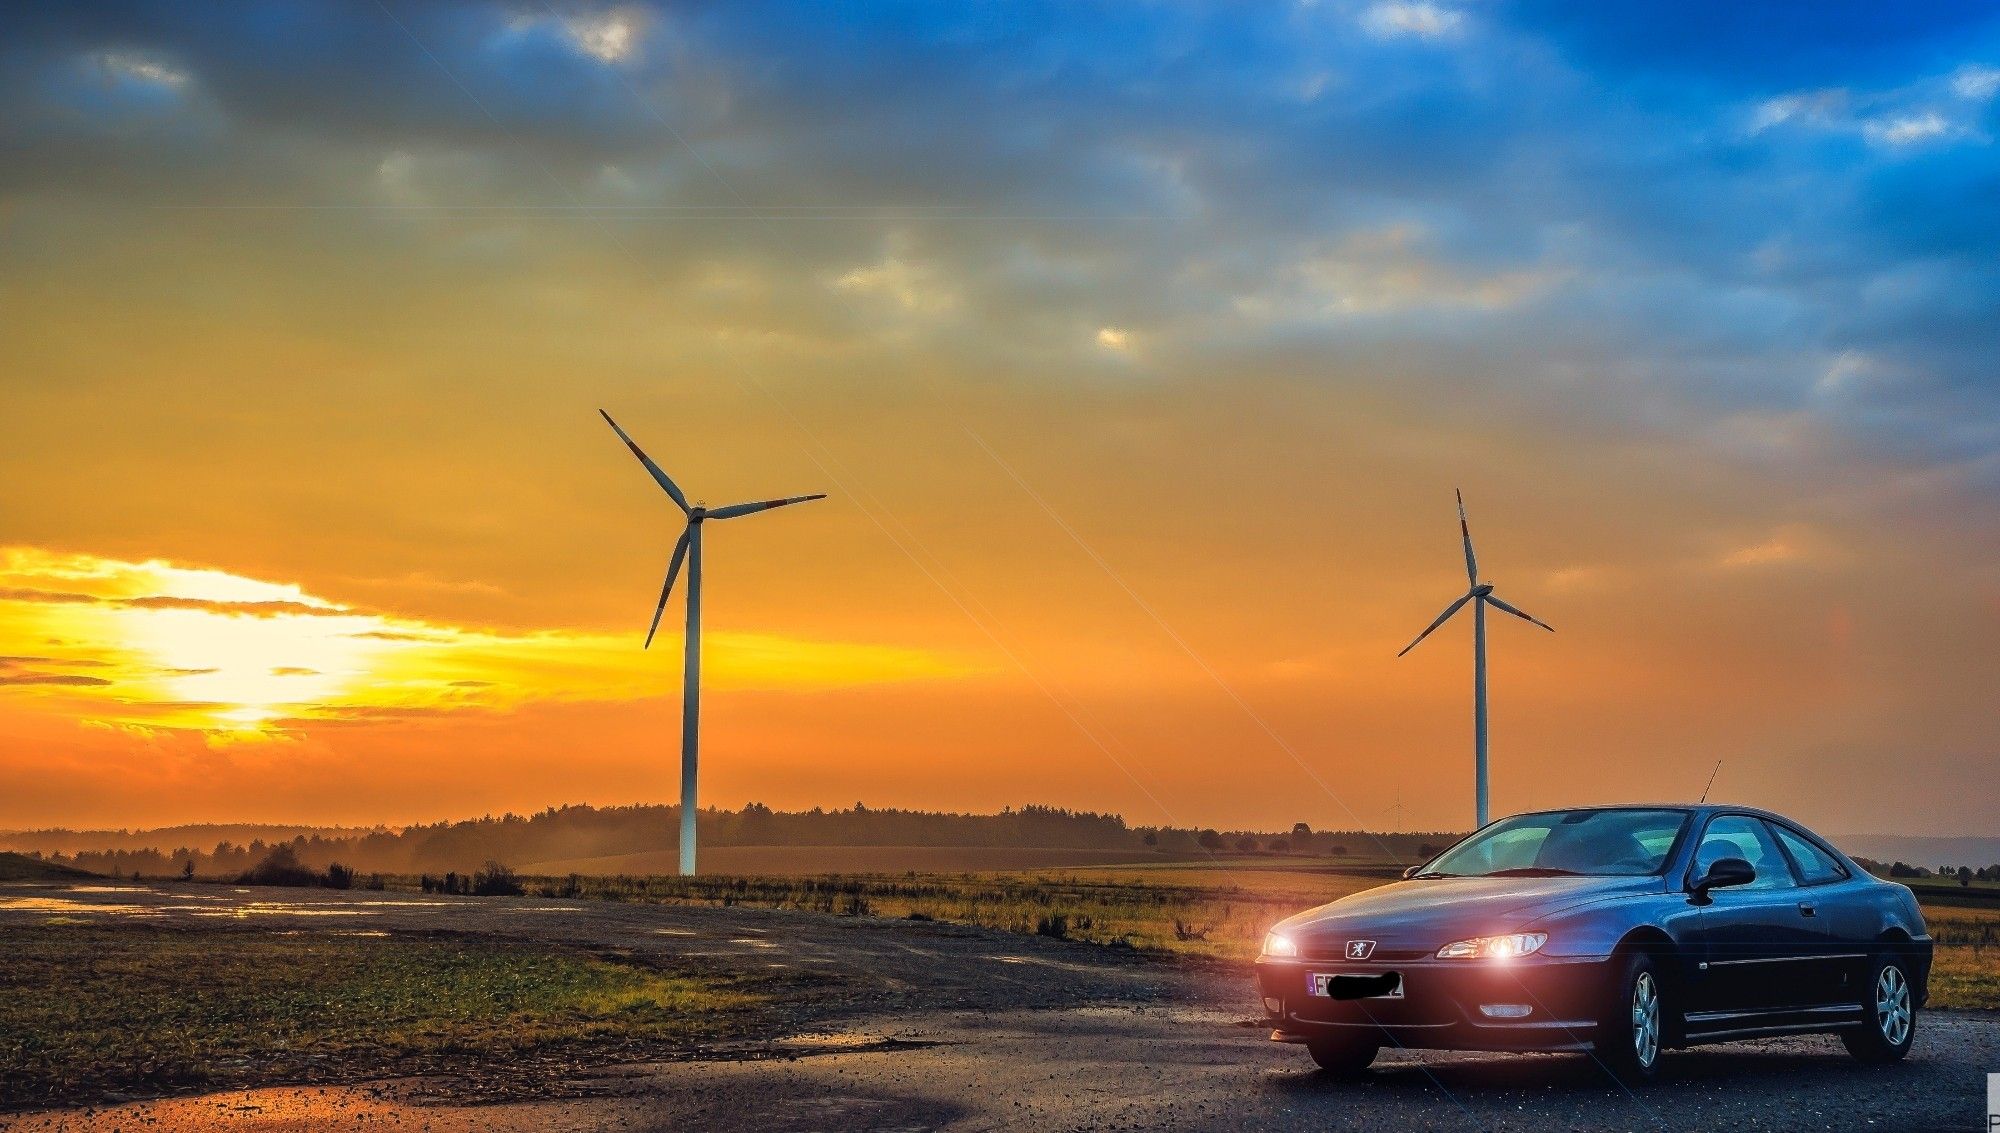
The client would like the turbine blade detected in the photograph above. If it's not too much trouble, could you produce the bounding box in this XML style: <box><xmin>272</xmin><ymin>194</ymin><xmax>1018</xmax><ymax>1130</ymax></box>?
<box><xmin>600</xmin><ymin>410</ymin><xmax>690</xmax><ymax>514</ymax></box>
<box><xmin>1456</xmin><ymin>488</ymin><xmax>1478</xmax><ymax>586</ymax></box>
<box><xmin>707</xmin><ymin>493</ymin><xmax>828</xmax><ymax>520</ymax></box>
<box><xmin>1484</xmin><ymin>592</ymin><xmax>1554</xmax><ymax>633</ymax></box>
<box><xmin>643</xmin><ymin>529</ymin><xmax>693</xmax><ymax>649</ymax></box>
<box><xmin>1397</xmin><ymin>592</ymin><xmax>1474</xmax><ymax>657</ymax></box>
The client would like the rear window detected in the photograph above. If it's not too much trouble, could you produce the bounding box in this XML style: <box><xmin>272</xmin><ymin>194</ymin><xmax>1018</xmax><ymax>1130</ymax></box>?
<box><xmin>1772</xmin><ymin>824</ymin><xmax>1848</xmax><ymax>885</ymax></box>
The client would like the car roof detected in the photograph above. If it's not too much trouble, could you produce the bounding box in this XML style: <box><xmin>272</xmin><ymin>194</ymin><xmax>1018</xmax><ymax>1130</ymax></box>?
<box><xmin>1510</xmin><ymin>803</ymin><xmax>1818</xmax><ymax>828</ymax></box>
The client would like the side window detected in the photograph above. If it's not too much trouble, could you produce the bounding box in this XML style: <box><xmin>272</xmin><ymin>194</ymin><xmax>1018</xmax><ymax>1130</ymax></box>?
<box><xmin>1772</xmin><ymin>824</ymin><xmax>1848</xmax><ymax>885</ymax></box>
<box><xmin>1693</xmin><ymin>815</ymin><xmax>1797</xmax><ymax>891</ymax></box>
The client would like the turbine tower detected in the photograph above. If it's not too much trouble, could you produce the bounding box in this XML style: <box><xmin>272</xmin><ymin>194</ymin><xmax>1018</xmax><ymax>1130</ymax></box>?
<box><xmin>600</xmin><ymin>410</ymin><xmax>825</xmax><ymax>876</ymax></box>
<box><xmin>1397</xmin><ymin>490</ymin><xmax>1552</xmax><ymax>828</ymax></box>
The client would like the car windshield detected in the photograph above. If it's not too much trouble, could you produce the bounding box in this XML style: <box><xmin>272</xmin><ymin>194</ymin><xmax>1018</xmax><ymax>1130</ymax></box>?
<box><xmin>1419</xmin><ymin>809</ymin><xmax>1690</xmax><ymax>878</ymax></box>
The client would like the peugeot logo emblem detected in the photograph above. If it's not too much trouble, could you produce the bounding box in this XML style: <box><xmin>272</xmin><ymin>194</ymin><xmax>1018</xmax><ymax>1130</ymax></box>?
<box><xmin>1345</xmin><ymin>939</ymin><xmax>1376</xmax><ymax>960</ymax></box>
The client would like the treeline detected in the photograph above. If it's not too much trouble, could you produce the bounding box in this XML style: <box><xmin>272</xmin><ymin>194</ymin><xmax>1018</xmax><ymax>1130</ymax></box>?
<box><xmin>14</xmin><ymin>802</ymin><xmax>1457</xmax><ymax>878</ymax></box>
<box><xmin>1854</xmin><ymin>858</ymin><xmax>2000</xmax><ymax>886</ymax></box>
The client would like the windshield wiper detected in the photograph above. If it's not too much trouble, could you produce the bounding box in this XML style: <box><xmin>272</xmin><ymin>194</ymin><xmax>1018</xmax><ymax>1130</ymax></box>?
<box><xmin>1409</xmin><ymin>871</ymin><xmax>1458</xmax><ymax>879</ymax></box>
<box><xmin>1482</xmin><ymin>867</ymin><xmax>1585</xmax><ymax>877</ymax></box>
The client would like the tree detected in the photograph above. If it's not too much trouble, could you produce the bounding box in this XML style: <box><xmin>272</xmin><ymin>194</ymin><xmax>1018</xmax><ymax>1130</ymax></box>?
<box><xmin>1142</xmin><ymin>831</ymin><xmax>1158</xmax><ymax>847</ymax></box>
<box><xmin>1235</xmin><ymin>836</ymin><xmax>1257</xmax><ymax>853</ymax></box>
<box><xmin>1959</xmin><ymin>866</ymin><xmax>1974</xmax><ymax>888</ymax></box>
<box><xmin>179</xmin><ymin>859</ymin><xmax>195</xmax><ymax>881</ymax></box>
<box><xmin>1292</xmin><ymin>822</ymin><xmax>1312</xmax><ymax>838</ymax></box>
<box><xmin>1197</xmin><ymin>829</ymin><xmax>1222</xmax><ymax>851</ymax></box>
<box><xmin>1269</xmin><ymin>837</ymin><xmax>1290</xmax><ymax>853</ymax></box>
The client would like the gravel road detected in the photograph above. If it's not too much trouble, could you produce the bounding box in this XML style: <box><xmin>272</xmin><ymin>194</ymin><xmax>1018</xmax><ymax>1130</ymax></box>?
<box><xmin>2</xmin><ymin>882</ymin><xmax>1995</xmax><ymax>1132</ymax></box>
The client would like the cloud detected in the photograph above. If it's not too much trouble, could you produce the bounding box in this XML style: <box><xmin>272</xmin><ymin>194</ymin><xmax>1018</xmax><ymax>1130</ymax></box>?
<box><xmin>94</xmin><ymin>51</ymin><xmax>190</xmax><ymax>90</ymax></box>
<box><xmin>0</xmin><ymin>588</ymin><xmax>98</xmax><ymax>604</ymax></box>
<box><xmin>1748</xmin><ymin>90</ymin><xmax>1848</xmax><ymax>134</ymax></box>
<box><xmin>1360</xmin><ymin>2</ymin><xmax>1464</xmax><ymax>40</ymax></box>
<box><xmin>0</xmin><ymin>673</ymin><xmax>114</xmax><ymax>687</ymax></box>
<box><xmin>1863</xmin><ymin>111</ymin><xmax>1956</xmax><ymax>147</ymax></box>
<box><xmin>0</xmin><ymin>655</ymin><xmax>109</xmax><ymax>669</ymax></box>
<box><xmin>120</xmin><ymin>596</ymin><xmax>352</xmax><ymax>618</ymax></box>
<box><xmin>1951</xmin><ymin>64</ymin><xmax>2000</xmax><ymax>100</ymax></box>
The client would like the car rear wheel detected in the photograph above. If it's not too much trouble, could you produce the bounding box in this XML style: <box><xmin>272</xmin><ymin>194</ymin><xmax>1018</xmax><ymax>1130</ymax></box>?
<box><xmin>1305</xmin><ymin>1035</ymin><xmax>1379</xmax><ymax>1077</ymax></box>
<box><xmin>1598</xmin><ymin>949</ymin><xmax>1665</xmax><ymax>1084</ymax></box>
<box><xmin>1842</xmin><ymin>953</ymin><xmax>1916</xmax><ymax>1063</ymax></box>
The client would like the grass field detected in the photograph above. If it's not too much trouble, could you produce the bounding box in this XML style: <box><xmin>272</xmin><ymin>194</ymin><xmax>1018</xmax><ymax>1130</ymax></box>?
<box><xmin>531</xmin><ymin>862</ymin><xmax>2000</xmax><ymax>1008</ymax></box>
<box><xmin>549</xmin><ymin>860</ymin><xmax>1393</xmax><ymax>960</ymax></box>
<box><xmin>0</xmin><ymin>925</ymin><xmax>767</xmax><ymax>1108</ymax></box>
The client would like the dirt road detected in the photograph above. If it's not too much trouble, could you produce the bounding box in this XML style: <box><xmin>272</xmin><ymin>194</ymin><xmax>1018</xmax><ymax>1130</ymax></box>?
<box><xmin>2</xmin><ymin>883</ymin><xmax>1994</xmax><ymax>1131</ymax></box>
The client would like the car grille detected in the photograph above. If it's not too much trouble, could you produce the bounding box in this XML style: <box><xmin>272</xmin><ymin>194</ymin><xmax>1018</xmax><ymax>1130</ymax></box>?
<box><xmin>1299</xmin><ymin>946</ymin><xmax>1431</xmax><ymax>963</ymax></box>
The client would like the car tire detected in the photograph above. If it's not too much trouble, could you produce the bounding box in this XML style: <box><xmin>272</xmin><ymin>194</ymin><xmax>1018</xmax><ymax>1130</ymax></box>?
<box><xmin>1305</xmin><ymin>1035</ymin><xmax>1379</xmax><ymax>1077</ymax></box>
<box><xmin>1597</xmin><ymin>948</ymin><xmax>1666</xmax><ymax>1084</ymax></box>
<box><xmin>1842</xmin><ymin>952</ymin><xmax>1917</xmax><ymax>1063</ymax></box>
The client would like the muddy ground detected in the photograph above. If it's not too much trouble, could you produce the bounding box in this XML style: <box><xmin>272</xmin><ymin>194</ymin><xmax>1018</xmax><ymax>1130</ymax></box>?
<box><xmin>2</xmin><ymin>882</ymin><xmax>1994</xmax><ymax>1132</ymax></box>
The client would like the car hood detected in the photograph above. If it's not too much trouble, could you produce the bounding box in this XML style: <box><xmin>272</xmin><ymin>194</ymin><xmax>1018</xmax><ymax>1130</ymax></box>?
<box><xmin>1277</xmin><ymin>876</ymin><xmax>1663</xmax><ymax>954</ymax></box>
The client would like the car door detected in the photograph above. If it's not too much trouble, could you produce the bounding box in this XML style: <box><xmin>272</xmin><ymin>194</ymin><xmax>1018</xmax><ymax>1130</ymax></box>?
<box><xmin>1767</xmin><ymin>820</ymin><xmax>1864</xmax><ymax>1008</ymax></box>
<box><xmin>1682</xmin><ymin>814</ymin><xmax>1818</xmax><ymax>1021</ymax></box>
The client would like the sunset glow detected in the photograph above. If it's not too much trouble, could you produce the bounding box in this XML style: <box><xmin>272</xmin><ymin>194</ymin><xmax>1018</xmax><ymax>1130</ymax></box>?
<box><xmin>1</xmin><ymin>2</ymin><xmax>1994</xmax><ymax>837</ymax></box>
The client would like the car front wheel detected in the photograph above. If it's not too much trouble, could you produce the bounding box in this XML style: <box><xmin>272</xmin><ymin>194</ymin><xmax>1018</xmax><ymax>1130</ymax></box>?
<box><xmin>1305</xmin><ymin>1035</ymin><xmax>1379</xmax><ymax>1077</ymax></box>
<box><xmin>1842</xmin><ymin>953</ymin><xmax>1917</xmax><ymax>1063</ymax></box>
<box><xmin>1598</xmin><ymin>948</ymin><xmax>1665</xmax><ymax>1084</ymax></box>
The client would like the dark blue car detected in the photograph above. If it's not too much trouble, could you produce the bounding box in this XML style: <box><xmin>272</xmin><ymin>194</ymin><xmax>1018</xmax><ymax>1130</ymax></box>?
<box><xmin>1255</xmin><ymin>805</ymin><xmax>1931</xmax><ymax>1082</ymax></box>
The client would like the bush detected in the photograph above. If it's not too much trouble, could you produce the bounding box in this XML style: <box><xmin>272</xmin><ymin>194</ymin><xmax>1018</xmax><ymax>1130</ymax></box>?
<box><xmin>237</xmin><ymin>846</ymin><xmax>319</xmax><ymax>888</ymax></box>
<box><xmin>1035</xmin><ymin>913</ymin><xmax>1070</xmax><ymax>939</ymax></box>
<box><xmin>324</xmin><ymin>863</ymin><xmax>355</xmax><ymax>890</ymax></box>
<box><xmin>470</xmin><ymin>861</ymin><xmax>524</xmax><ymax>897</ymax></box>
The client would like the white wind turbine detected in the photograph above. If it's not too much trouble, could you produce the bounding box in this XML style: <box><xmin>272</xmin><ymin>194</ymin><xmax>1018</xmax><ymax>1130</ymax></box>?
<box><xmin>1397</xmin><ymin>490</ymin><xmax>1553</xmax><ymax>829</ymax></box>
<box><xmin>601</xmin><ymin>410</ymin><xmax>825</xmax><ymax>876</ymax></box>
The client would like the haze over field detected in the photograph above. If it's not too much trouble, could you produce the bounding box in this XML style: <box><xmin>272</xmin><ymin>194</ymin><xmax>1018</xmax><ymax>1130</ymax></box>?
<box><xmin>1</xmin><ymin>3</ymin><xmax>1996</xmax><ymax>837</ymax></box>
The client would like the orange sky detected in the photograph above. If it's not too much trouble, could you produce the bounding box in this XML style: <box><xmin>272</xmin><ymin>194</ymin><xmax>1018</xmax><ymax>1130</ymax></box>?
<box><xmin>1</xmin><ymin>3</ymin><xmax>1996</xmax><ymax>837</ymax></box>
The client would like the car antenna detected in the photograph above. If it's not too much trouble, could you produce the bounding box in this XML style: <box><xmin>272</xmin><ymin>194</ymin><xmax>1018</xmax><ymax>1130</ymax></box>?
<box><xmin>1698</xmin><ymin>760</ymin><xmax>1722</xmax><ymax>804</ymax></box>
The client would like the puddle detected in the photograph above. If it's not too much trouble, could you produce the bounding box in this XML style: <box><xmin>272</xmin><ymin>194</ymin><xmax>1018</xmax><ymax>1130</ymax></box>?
<box><xmin>0</xmin><ymin>897</ymin><xmax>160</xmax><ymax>915</ymax></box>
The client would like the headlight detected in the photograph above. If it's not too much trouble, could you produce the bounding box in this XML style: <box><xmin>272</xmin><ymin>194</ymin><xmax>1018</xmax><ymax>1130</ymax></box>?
<box><xmin>1262</xmin><ymin>931</ymin><xmax>1299</xmax><ymax>958</ymax></box>
<box><xmin>1436</xmin><ymin>932</ymin><xmax>1547</xmax><ymax>960</ymax></box>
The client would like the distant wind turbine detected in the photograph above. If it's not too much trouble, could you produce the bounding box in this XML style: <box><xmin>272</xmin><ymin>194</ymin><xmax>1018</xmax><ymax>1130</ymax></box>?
<box><xmin>600</xmin><ymin>410</ymin><xmax>825</xmax><ymax>876</ymax></box>
<box><xmin>1397</xmin><ymin>490</ymin><xmax>1553</xmax><ymax>828</ymax></box>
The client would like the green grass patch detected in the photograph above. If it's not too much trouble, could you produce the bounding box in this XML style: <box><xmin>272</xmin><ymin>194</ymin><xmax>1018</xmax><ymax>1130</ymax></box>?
<box><xmin>0</xmin><ymin>925</ymin><xmax>760</xmax><ymax>1108</ymax></box>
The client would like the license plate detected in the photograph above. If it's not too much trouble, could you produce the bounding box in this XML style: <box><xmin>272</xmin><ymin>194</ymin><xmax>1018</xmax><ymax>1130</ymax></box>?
<box><xmin>1309</xmin><ymin>971</ymin><xmax>1403</xmax><ymax>1000</ymax></box>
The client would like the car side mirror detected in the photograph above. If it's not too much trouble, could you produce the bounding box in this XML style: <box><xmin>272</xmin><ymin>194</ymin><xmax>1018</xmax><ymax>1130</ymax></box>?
<box><xmin>1691</xmin><ymin>856</ymin><xmax>1755</xmax><ymax>902</ymax></box>
<box><xmin>1403</xmin><ymin>864</ymin><xmax>1422</xmax><ymax>880</ymax></box>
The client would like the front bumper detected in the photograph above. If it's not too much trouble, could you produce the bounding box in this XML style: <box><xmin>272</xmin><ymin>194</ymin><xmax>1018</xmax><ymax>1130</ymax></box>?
<box><xmin>1254</xmin><ymin>953</ymin><xmax>1618</xmax><ymax>1052</ymax></box>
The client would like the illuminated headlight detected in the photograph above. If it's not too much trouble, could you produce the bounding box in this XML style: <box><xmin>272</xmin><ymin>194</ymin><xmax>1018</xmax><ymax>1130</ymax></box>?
<box><xmin>1262</xmin><ymin>931</ymin><xmax>1299</xmax><ymax>958</ymax></box>
<box><xmin>1435</xmin><ymin>932</ymin><xmax>1547</xmax><ymax>960</ymax></box>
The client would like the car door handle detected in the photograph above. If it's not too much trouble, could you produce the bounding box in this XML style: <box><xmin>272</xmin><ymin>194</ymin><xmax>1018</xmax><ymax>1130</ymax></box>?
<box><xmin>1798</xmin><ymin>903</ymin><xmax>1816</xmax><ymax>917</ymax></box>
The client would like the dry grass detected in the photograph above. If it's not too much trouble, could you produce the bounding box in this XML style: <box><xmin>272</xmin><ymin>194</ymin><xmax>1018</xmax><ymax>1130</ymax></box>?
<box><xmin>0</xmin><ymin>925</ymin><xmax>762</xmax><ymax>1108</ymax></box>
<box><xmin>535</xmin><ymin>865</ymin><xmax>2000</xmax><ymax>1006</ymax></box>
<box><xmin>543</xmin><ymin>865</ymin><xmax>1389</xmax><ymax>959</ymax></box>
<box><xmin>1920</xmin><ymin>905</ymin><xmax>2000</xmax><ymax>1010</ymax></box>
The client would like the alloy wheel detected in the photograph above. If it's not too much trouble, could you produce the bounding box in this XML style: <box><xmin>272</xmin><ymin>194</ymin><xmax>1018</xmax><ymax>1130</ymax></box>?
<box><xmin>1631</xmin><ymin>971</ymin><xmax>1660</xmax><ymax>1068</ymax></box>
<box><xmin>1875</xmin><ymin>964</ymin><xmax>1912</xmax><ymax>1046</ymax></box>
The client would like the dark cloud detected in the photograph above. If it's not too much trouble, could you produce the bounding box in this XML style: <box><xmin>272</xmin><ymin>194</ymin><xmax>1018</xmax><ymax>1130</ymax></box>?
<box><xmin>0</xmin><ymin>588</ymin><xmax>100</xmax><ymax>604</ymax></box>
<box><xmin>0</xmin><ymin>588</ymin><xmax>351</xmax><ymax>617</ymax></box>
<box><xmin>119</xmin><ymin>596</ymin><xmax>350</xmax><ymax>617</ymax></box>
<box><xmin>0</xmin><ymin>672</ymin><xmax>114</xmax><ymax>687</ymax></box>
